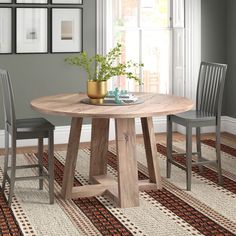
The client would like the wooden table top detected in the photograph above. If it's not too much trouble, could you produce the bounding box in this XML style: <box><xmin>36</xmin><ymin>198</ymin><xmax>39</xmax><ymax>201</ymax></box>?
<box><xmin>30</xmin><ymin>92</ymin><xmax>194</xmax><ymax>119</ymax></box>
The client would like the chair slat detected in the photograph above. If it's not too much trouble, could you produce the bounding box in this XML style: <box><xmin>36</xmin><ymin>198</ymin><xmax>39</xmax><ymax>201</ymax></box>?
<box><xmin>206</xmin><ymin>66</ymin><xmax>217</xmax><ymax>114</ymax></box>
<box><xmin>204</xmin><ymin>65</ymin><xmax>213</xmax><ymax>113</ymax></box>
<box><xmin>212</xmin><ymin>67</ymin><xmax>221</xmax><ymax>115</ymax></box>
<box><xmin>209</xmin><ymin>67</ymin><xmax>219</xmax><ymax>114</ymax></box>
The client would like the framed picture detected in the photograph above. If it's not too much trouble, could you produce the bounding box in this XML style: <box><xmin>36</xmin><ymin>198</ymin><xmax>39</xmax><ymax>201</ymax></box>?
<box><xmin>16</xmin><ymin>0</ymin><xmax>48</xmax><ymax>3</ymax></box>
<box><xmin>16</xmin><ymin>8</ymin><xmax>48</xmax><ymax>53</ymax></box>
<box><xmin>52</xmin><ymin>8</ymin><xmax>82</xmax><ymax>53</ymax></box>
<box><xmin>0</xmin><ymin>8</ymin><xmax>12</xmax><ymax>54</ymax></box>
<box><xmin>52</xmin><ymin>0</ymin><xmax>82</xmax><ymax>4</ymax></box>
<box><xmin>0</xmin><ymin>0</ymin><xmax>12</xmax><ymax>3</ymax></box>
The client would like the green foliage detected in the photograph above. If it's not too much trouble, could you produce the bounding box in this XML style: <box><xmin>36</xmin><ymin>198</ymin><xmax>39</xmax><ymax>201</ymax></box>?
<box><xmin>65</xmin><ymin>43</ymin><xmax>144</xmax><ymax>85</ymax></box>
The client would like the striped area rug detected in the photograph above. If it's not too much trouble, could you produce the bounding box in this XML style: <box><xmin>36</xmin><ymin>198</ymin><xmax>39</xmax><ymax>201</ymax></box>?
<box><xmin>0</xmin><ymin>139</ymin><xmax>236</xmax><ymax>236</ymax></box>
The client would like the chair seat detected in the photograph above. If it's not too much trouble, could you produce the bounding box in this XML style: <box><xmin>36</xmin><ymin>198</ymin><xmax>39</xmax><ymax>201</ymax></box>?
<box><xmin>16</xmin><ymin>118</ymin><xmax>54</xmax><ymax>132</ymax></box>
<box><xmin>14</xmin><ymin>118</ymin><xmax>55</xmax><ymax>139</ymax></box>
<box><xmin>170</xmin><ymin>110</ymin><xmax>217</xmax><ymax>127</ymax></box>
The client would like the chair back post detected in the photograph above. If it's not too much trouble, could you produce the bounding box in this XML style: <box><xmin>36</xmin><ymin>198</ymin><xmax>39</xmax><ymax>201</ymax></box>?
<box><xmin>196</xmin><ymin>62</ymin><xmax>227</xmax><ymax>123</ymax></box>
<box><xmin>215</xmin><ymin>64</ymin><xmax>227</xmax><ymax>125</ymax></box>
<box><xmin>195</xmin><ymin>62</ymin><xmax>203</xmax><ymax>112</ymax></box>
<box><xmin>0</xmin><ymin>69</ymin><xmax>16</xmax><ymax>133</ymax></box>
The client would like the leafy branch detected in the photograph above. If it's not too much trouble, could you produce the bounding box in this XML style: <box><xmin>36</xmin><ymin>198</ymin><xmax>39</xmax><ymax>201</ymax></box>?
<box><xmin>65</xmin><ymin>43</ymin><xmax>144</xmax><ymax>85</ymax></box>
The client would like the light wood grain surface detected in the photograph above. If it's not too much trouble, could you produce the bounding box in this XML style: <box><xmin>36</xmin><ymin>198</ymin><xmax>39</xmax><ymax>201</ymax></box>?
<box><xmin>30</xmin><ymin>93</ymin><xmax>194</xmax><ymax>118</ymax></box>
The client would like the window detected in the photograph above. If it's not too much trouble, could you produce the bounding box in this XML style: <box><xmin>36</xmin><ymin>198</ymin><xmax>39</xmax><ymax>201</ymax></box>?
<box><xmin>101</xmin><ymin>0</ymin><xmax>184</xmax><ymax>94</ymax></box>
<box><xmin>97</xmin><ymin>0</ymin><xmax>200</xmax><ymax>100</ymax></box>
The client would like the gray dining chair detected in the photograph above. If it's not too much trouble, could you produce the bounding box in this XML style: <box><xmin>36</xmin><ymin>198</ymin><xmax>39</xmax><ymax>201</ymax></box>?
<box><xmin>0</xmin><ymin>69</ymin><xmax>55</xmax><ymax>206</ymax></box>
<box><xmin>166</xmin><ymin>62</ymin><xmax>227</xmax><ymax>191</ymax></box>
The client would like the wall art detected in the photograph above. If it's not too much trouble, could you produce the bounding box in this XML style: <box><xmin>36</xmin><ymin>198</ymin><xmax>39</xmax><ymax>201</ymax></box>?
<box><xmin>16</xmin><ymin>0</ymin><xmax>48</xmax><ymax>3</ymax></box>
<box><xmin>52</xmin><ymin>8</ymin><xmax>82</xmax><ymax>53</ymax></box>
<box><xmin>16</xmin><ymin>8</ymin><xmax>48</xmax><ymax>53</ymax></box>
<box><xmin>0</xmin><ymin>8</ymin><xmax>12</xmax><ymax>53</ymax></box>
<box><xmin>0</xmin><ymin>0</ymin><xmax>12</xmax><ymax>3</ymax></box>
<box><xmin>52</xmin><ymin>0</ymin><xmax>82</xmax><ymax>4</ymax></box>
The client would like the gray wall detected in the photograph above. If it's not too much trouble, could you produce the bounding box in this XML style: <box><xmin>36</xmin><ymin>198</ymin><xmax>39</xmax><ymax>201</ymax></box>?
<box><xmin>201</xmin><ymin>0</ymin><xmax>227</xmax><ymax>63</ymax></box>
<box><xmin>225</xmin><ymin>0</ymin><xmax>236</xmax><ymax>117</ymax></box>
<box><xmin>201</xmin><ymin>0</ymin><xmax>228</xmax><ymax>115</ymax></box>
<box><xmin>201</xmin><ymin>0</ymin><xmax>236</xmax><ymax>117</ymax></box>
<box><xmin>0</xmin><ymin>0</ymin><xmax>96</xmax><ymax>129</ymax></box>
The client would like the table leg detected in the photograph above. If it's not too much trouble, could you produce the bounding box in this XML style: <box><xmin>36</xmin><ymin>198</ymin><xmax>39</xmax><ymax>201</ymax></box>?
<box><xmin>61</xmin><ymin>117</ymin><xmax>83</xmax><ymax>199</ymax></box>
<box><xmin>115</xmin><ymin>118</ymin><xmax>139</xmax><ymax>208</ymax></box>
<box><xmin>90</xmin><ymin>118</ymin><xmax>110</xmax><ymax>180</ymax></box>
<box><xmin>141</xmin><ymin>117</ymin><xmax>162</xmax><ymax>189</ymax></box>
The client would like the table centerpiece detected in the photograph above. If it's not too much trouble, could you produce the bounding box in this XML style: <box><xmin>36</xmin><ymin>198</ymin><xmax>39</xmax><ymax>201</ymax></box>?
<box><xmin>65</xmin><ymin>43</ymin><xmax>143</xmax><ymax>104</ymax></box>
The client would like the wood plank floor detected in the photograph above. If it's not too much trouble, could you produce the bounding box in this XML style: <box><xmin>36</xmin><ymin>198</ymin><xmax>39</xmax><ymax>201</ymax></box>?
<box><xmin>0</xmin><ymin>132</ymin><xmax>235</xmax><ymax>155</ymax></box>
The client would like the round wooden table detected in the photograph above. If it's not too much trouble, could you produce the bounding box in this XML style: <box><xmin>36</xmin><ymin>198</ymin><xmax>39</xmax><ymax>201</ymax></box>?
<box><xmin>31</xmin><ymin>92</ymin><xmax>193</xmax><ymax>208</ymax></box>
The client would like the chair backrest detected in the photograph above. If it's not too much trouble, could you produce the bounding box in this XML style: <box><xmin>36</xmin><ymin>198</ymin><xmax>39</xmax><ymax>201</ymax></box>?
<box><xmin>196</xmin><ymin>62</ymin><xmax>227</xmax><ymax>118</ymax></box>
<box><xmin>0</xmin><ymin>69</ymin><xmax>16</xmax><ymax>129</ymax></box>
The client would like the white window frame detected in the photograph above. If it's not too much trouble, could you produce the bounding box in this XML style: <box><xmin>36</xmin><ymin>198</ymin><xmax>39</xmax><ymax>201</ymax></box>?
<box><xmin>185</xmin><ymin>0</ymin><xmax>201</xmax><ymax>102</ymax></box>
<box><xmin>96</xmin><ymin>0</ymin><xmax>201</xmax><ymax>102</ymax></box>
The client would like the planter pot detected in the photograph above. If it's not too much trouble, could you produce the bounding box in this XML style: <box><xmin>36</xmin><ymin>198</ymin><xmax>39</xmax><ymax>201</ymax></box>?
<box><xmin>87</xmin><ymin>80</ymin><xmax>107</xmax><ymax>104</ymax></box>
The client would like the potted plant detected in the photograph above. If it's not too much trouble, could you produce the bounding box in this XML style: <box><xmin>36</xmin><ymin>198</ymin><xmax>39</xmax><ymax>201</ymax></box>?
<box><xmin>65</xmin><ymin>43</ymin><xmax>143</xmax><ymax>104</ymax></box>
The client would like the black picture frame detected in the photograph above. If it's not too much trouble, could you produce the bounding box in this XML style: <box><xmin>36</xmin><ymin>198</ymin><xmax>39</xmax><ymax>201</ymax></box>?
<box><xmin>0</xmin><ymin>7</ymin><xmax>12</xmax><ymax>54</ymax></box>
<box><xmin>16</xmin><ymin>7</ymin><xmax>48</xmax><ymax>54</ymax></box>
<box><xmin>51</xmin><ymin>7</ymin><xmax>83</xmax><ymax>53</ymax></box>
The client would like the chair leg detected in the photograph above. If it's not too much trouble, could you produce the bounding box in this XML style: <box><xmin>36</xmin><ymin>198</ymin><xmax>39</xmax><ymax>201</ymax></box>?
<box><xmin>186</xmin><ymin>126</ymin><xmax>192</xmax><ymax>191</ymax></box>
<box><xmin>8</xmin><ymin>136</ymin><xmax>17</xmax><ymax>206</ymax></box>
<box><xmin>2</xmin><ymin>129</ymin><xmax>10</xmax><ymax>192</ymax></box>
<box><xmin>216</xmin><ymin>126</ymin><xmax>223</xmax><ymax>185</ymax></box>
<box><xmin>38</xmin><ymin>138</ymin><xmax>44</xmax><ymax>190</ymax></box>
<box><xmin>166</xmin><ymin>115</ymin><xmax>173</xmax><ymax>178</ymax></box>
<box><xmin>196</xmin><ymin>127</ymin><xmax>203</xmax><ymax>173</ymax></box>
<box><xmin>48</xmin><ymin>131</ymin><xmax>54</xmax><ymax>204</ymax></box>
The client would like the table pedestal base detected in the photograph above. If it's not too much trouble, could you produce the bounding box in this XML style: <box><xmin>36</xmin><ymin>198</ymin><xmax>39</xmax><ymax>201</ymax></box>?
<box><xmin>61</xmin><ymin>117</ymin><xmax>162</xmax><ymax>208</ymax></box>
<box><xmin>70</xmin><ymin>176</ymin><xmax>158</xmax><ymax>205</ymax></box>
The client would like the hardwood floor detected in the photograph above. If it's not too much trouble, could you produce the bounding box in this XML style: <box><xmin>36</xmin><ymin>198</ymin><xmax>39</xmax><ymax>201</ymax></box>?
<box><xmin>0</xmin><ymin>132</ymin><xmax>235</xmax><ymax>155</ymax></box>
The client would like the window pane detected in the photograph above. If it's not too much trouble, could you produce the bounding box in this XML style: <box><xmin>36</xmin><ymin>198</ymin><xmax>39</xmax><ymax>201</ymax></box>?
<box><xmin>142</xmin><ymin>30</ymin><xmax>171</xmax><ymax>93</ymax></box>
<box><xmin>140</xmin><ymin>0</ymin><xmax>169</xmax><ymax>28</ymax></box>
<box><xmin>113</xmin><ymin>0</ymin><xmax>138</xmax><ymax>27</ymax></box>
<box><xmin>112</xmin><ymin>30</ymin><xmax>140</xmax><ymax>91</ymax></box>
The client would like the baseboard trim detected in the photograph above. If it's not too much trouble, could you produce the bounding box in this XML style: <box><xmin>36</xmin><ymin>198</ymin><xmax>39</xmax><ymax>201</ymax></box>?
<box><xmin>0</xmin><ymin>117</ymin><xmax>167</xmax><ymax>148</ymax></box>
<box><xmin>221</xmin><ymin>116</ymin><xmax>236</xmax><ymax>134</ymax></box>
<box><xmin>0</xmin><ymin>116</ymin><xmax>235</xmax><ymax>148</ymax></box>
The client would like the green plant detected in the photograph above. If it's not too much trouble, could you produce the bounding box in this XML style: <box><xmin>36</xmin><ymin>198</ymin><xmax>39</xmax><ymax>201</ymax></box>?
<box><xmin>65</xmin><ymin>43</ymin><xmax>144</xmax><ymax>85</ymax></box>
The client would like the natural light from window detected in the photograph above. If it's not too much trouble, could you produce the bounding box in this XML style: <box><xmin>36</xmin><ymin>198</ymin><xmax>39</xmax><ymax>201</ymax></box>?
<box><xmin>110</xmin><ymin>0</ymin><xmax>172</xmax><ymax>94</ymax></box>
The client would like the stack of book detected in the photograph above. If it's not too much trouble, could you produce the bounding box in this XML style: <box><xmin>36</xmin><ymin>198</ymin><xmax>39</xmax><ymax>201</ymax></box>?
<box><xmin>104</xmin><ymin>93</ymin><xmax>138</xmax><ymax>103</ymax></box>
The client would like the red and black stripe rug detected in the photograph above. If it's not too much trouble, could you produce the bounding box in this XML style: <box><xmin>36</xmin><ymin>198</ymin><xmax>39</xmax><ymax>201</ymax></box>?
<box><xmin>0</xmin><ymin>139</ymin><xmax>236</xmax><ymax>236</ymax></box>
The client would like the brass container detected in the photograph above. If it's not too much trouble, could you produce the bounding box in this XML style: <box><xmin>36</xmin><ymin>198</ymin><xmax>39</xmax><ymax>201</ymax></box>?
<box><xmin>87</xmin><ymin>80</ymin><xmax>107</xmax><ymax>104</ymax></box>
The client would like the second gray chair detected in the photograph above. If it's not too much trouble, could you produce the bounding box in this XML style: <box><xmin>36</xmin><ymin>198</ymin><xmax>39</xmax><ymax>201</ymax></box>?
<box><xmin>0</xmin><ymin>69</ymin><xmax>55</xmax><ymax>206</ymax></box>
<box><xmin>166</xmin><ymin>62</ymin><xmax>227</xmax><ymax>191</ymax></box>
